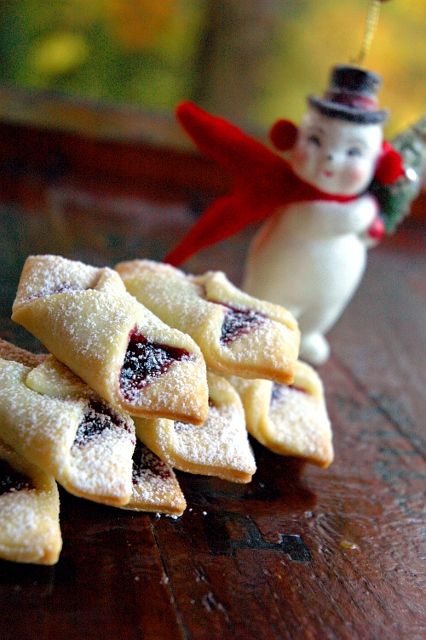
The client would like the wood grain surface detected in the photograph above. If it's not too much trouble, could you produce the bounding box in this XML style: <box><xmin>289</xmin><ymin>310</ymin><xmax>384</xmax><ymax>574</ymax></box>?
<box><xmin>0</xmin><ymin>112</ymin><xmax>425</xmax><ymax>639</ymax></box>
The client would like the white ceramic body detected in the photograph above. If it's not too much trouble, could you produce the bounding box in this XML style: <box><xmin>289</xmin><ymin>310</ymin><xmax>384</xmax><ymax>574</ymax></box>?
<box><xmin>243</xmin><ymin>109</ymin><xmax>383</xmax><ymax>365</ymax></box>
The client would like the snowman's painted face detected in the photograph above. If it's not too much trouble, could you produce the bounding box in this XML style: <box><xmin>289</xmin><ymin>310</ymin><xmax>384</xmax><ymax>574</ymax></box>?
<box><xmin>290</xmin><ymin>108</ymin><xmax>383</xmax><ymax>196</ymax></box>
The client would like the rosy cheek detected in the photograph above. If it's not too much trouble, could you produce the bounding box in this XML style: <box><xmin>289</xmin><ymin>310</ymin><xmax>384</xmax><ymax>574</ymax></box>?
<box><xmin>344</xmin><ymin>166</ymin><xmax>368</xmax><ymax>188</ymax></box>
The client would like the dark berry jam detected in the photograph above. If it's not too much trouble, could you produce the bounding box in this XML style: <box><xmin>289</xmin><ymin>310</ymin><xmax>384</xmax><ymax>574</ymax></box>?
<box><xmin>219</xmin><ymin>304</ymin><xmax>266</xmax><ymax>345</ymax></box>
<box><xmin>271</xmin><ymin>383</ymin><xmax>307</xmax><ymax>404</ymax></box>
<box><xmin>120</xmin><ymin>329</ymin><xmax>191</xmax><ymax>401</ymax></box>
<box><xmin>132</xmin><ymin>441</ymin><xmax>172</xmax><ymax>483</ymax></box>
<box><xmin>271</xmin><ymin>383</ymin><xmax>284</xmax><ymax>403</ymax></box>
<box><xmin>73</xmin><ymin>399</ymin><xmax>133</xmax><ymax>447</ymax></box>
<box><xmin>31</xmin><ymin>282</ymin><xmax>84</xmax><ymax>301</ymax></box>
<box><xmin>0</xmin><ymin>460</ymin><xmax>33</xmax><ymax>495</ymax></box>
<box><xmin>52</xmin><ymin>282</ymin><xmax>82</xmax><ymax>294</ymax></box>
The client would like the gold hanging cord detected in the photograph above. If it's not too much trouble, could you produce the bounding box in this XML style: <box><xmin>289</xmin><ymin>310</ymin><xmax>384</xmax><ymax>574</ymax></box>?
<box><xmin>352</xmin><ymin>0</ymin><xmax>390</xmax><ymax>65</ymax></box>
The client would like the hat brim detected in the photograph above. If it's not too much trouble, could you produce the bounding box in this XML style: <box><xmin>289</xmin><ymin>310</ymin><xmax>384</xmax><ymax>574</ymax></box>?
<box><xmin>308</xmin><ymin>96</ymin><xmax>388</xmax><ymax>124</ymax></box>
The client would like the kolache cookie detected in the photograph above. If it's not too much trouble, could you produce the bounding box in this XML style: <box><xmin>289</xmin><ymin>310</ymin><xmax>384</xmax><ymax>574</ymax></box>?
<box><xmin>135</xmin><ymin>372</ymin><xmax>256</xmax><ymax>483</ymax></box>
<box><xmin>115</xmin><ymin>260</ymin><xmax>300</xmax><ymax>384</ymax></box>
<box><xmin>0</xmin><ymin>355</ymin><xmax>136</xmax><ymax>506</ymax></box>
<box><xmin>12</xmin><ymin>255</ymin><xmax>208</xmax><ymax>425</ymax></box>
<box><xmin>26</xmin><ymin>352</ymin><xmax>187</xmax><ymax>515</ymax></box>
<box><xmin>228</xmin><ymin>361</ymin><xmax>334</xmax><ymax>468</ymax></box>
<box><xmin>1</xmin><ymin>340</ymin><xmax>186</xmax><ymax>515</ymax></box>
<box><xmin>0</xmin><ymin>437</ymin><xmax>62</xmax><ymax>565</ymax></box>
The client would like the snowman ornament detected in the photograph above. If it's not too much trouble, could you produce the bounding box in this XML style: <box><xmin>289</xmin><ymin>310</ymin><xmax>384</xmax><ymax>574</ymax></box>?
<box><xmin>244</xmin><ymin>66</ymin><xmax>391</xmax><ymax>364</ymax></box>
<box><xmin>166</xmin><ymin>65</ymin><xmax>403</xmax><ymax>366</ymax></box>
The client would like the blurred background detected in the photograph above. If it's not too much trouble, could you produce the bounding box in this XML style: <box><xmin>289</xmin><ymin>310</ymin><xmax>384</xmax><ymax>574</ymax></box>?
<box><xmin>0</xmin><ymin>0</ymin><xmax>424</xmax><ymax>357</ymax></box>
<box><xmin>0</xmin><ymin>0</ymin><xmax>424</xmax><ymax>135</ymax></box>
<box><xmin>0</xmin><ymin>0</ymin><xmax>424</xmax><ymax>330</ymax></box>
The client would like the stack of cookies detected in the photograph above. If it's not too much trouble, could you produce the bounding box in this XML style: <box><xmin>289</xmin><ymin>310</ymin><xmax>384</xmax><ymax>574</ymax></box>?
<box><xmin>0</xmin><ymin>255</ymin><xmax>333</xmax><ymax>565</ymax></box>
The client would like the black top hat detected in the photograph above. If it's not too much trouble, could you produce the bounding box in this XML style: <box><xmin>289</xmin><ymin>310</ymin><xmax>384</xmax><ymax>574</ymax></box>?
<box><xmin>308</xmin><ymin>65</ymin><xmax>388</xmax><ymax>124</ymax></box>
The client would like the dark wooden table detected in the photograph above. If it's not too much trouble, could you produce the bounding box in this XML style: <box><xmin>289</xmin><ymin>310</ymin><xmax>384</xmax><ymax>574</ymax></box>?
<box><xmin>0</xmin><ymin>97</ymin><xmax>425</xmax><ymax>639</ymax></box>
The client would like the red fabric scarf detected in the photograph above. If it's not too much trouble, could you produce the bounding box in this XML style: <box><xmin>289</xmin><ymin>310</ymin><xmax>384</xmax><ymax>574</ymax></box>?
<box><xmin>165</xmin><ymin>102</ymin><xmax>402</xmax><ymax>266</ymax></box>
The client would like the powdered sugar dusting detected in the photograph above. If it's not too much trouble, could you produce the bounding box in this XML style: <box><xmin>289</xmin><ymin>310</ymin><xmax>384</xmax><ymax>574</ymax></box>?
<box><xmin>269</xmin><ymin>385</ymin><xmax>332</xmax><ymax>462</ymax></box>
<box><xmin>1</xmin><ymin>254</ymin><xmax>335</xmax><ymax>565</ymax></box>
<box><xmin>13</xmin><ymin>256</ymin><xmax>208</xmax><ymax>423</ymax></box>
<box><xmin>121</xmin><ymin>351</ymin><xmax>207</xmax><ymax>424</ymax></box>
<box><xmin>218</xmin><ymin>319</ymin><xmax>297</xmax><ymax>379</ymax></box>
<box><xmin>26</xmin><ymin>356</ymin><xmax>89</xmax><ymax>399</ymax></box>
<box><xmin>116</xmin><ymin>260</ymin><xmax>298</xmax><ymax>383</ymax></box>
<box><xmin>0</xmin><ymin>358</ymin><xmax>136</xmax><ymax>504</ymax></box>
<box><xmin>136</xmin><ymin>373</ymin><xmax>257</xmax><ymax>482</ymax></box>
<box><xmin>68</xmin><ymin>425</ymin><xmax>134</xmax><ymax>502</ymax></box>
<box><xmin>0</xmin><ymin>438</ymin><xmax>61</xmax><ymax>564</ymax></box>
<box><xmin>120</xmin><ymin>330</ymin><xmax>193</xmax><ymax>402</ymax></box>
<box><xmin>13</xmin><ymin>255</ymin><xmax>102</xmax><ymax>308</ymax></box>
<box><xmin>0</xmin><ymin>359</ymin><xmax>85</xmax><ymax>472</ymax></box>
<box><xmin>123</xmin><ymin>441</ymin><xmax>186</xmax><ymax>515</ymax></box>
<box><xmin>171</xmin><ymin>404</ymin><xmax>256</xmax><ymax>480</ymax></box>
<box><xmin>67</xmin><ymin>400</ymin><xmax>135</xmax><ymax>503</ymax></box>
<box><xmin>116</xmin><ymin>259</ymin><xmax>212</xmax><ymax>332</ymax></box>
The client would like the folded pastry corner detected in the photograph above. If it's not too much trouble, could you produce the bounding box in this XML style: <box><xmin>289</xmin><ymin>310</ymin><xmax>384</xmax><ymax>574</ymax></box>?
<box><xmin>0</xmin><ymin>438</ymin><xmax>62</xmax><ymax>565</ymax></box>
<box><xmin>12</xmin><ymin>255</ymin><xmax>208</xmax><ymax>425</ymax></box>
<box><xmin>0</xmin><ymin>352</ymin><xmax>136</xmax><ymax>506</ymax></box>
<box><xmin>115</xmin><ymin>260</ymin><xmax>299</xmax><ymax>385</ymax></box>
<box><xmin>229</xmin><ymin>361</ymin><xmax>334</xmax><ymax>468</ymax></box>
<box><xmin>134</xmin><ymin>372</ymin><xmax>256</xmax><ymax>483</ymax></box>
<box><xmin>0</xmin><ymin>337</ymin><xmax>47</xmax><ymax>368</ymax></box>
<box><xmin>123</xmin><ymin>441</ymin><xmax>186</xmax><ymax>516</ymax></box>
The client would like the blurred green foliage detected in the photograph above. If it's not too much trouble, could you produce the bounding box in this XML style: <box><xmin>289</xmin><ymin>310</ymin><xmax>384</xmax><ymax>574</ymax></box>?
<box><xmin>0</xmin><ymin>0</ymin><xmax>203</xmax><ymax>110</ymax></box>
<box><xmin>0</xmin><ymin>0</ymin><xmax>423</xmax><ymax>134</ymax></box>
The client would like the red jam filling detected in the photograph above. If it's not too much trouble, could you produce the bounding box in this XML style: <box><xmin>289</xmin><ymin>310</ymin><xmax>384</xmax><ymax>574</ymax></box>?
<box><xmin>51</xmin><ymin>282</ymin><xmax>82</xmax><ymax>294</ymax></box>
<box><xmin>202</xmin><ymin>291</ymin><xmax>267</xmax><ymax>345</ymax></box>
<box><xmin>132</xmin><ymin>441</ymin><xmax>172</xmax><ymax>483</ymax></box>
<box><xmin>73</xmin><ymin>399</ymin><xmax>134</xmax><ymax>447</ymax></box>
<box><xmin>218</xmin><ymin>303</ymin><xmax>266</xmax><ymax>345</ymax></box>
<box><xmin>0</xmin><ymin>460</ymin><xmax>33</xmax><ymax>495</ymax></box>
<box><xmin>120</xmin><ymin>329</ymin><xmax>191</xmax><ymax>401</ymax></box>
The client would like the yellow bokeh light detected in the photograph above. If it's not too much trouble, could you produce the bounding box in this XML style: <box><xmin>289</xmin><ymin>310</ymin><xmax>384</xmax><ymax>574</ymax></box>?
<box><xmin>31</xmin><ymin>32</ymin><xmax>89</xmax><ymax>77</ymax></box>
